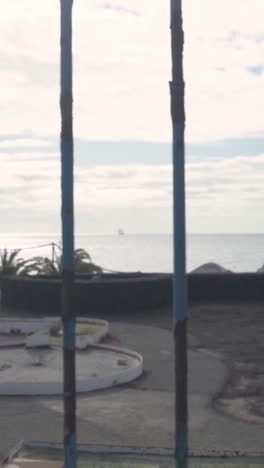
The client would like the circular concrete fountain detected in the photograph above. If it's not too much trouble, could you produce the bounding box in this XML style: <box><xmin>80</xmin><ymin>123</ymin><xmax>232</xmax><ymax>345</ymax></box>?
<box><xmin>0</xmin><ymin>318</ymin><xmax>143</xmax><ymax>396</ymax></box>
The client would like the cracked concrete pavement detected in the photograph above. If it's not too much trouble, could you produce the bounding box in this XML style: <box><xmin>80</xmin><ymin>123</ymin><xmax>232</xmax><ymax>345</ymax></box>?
<box><xmin>1</xmin><ymin>316</ymin><xmax>264</xmax><ymax>460</ymax></box>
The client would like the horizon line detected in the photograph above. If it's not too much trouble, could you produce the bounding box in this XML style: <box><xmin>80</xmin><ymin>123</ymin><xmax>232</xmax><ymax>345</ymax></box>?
<box><xmin>1</xmin><ymin>232</ymin><xmax>264</xmax><ymax>237</ymax></box>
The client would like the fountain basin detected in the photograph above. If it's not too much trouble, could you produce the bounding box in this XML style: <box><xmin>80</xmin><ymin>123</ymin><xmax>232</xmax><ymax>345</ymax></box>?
<box><xmin>0</xmin><ymin>317</ymin><xmax>143</xmax><ymax>395</ymax></box>
<box><xmin>0</xmin><ymin>344</ymin><xmax>143</xmax><ymax>396</ymax></box>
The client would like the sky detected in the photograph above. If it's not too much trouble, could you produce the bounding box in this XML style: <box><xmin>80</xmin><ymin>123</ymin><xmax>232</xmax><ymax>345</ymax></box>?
<box><xmin>0</xmin><ymin>0</ymin><xmax>263</xmax><ymax>234</ymax></box>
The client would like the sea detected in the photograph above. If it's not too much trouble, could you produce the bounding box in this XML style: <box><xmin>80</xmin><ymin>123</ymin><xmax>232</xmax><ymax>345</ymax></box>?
<box><xmin>1</xmin><ymin>233</ymin><xmax>264</xmax><ymax>273</ymax></box>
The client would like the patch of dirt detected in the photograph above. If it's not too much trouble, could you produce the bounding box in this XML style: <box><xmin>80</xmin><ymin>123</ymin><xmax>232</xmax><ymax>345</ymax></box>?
<box><xmin>189</xmin><ymin>302</ymin><xmax>264</xmax><ymax>423</ymax></box>
<box><xmin>216</xmin><ymin>396</ymin><xmax>264</xmax><ymax>424</ymax></box>
<box><xmin>101</xmin><ymin>333</ymin><xmax>121</xmax><ymax>346</ymax></box>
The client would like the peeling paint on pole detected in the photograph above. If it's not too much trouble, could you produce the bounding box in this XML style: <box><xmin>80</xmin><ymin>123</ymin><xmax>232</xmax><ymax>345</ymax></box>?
<box><xmin>60</xmin><ymin>1</ymin><xmax>77</xmax><ymax>467</ymax></box>
<box><xmin>170</xmin><ymin>0</ymin><xmax>188</xmax><ymax>466</ymax></box>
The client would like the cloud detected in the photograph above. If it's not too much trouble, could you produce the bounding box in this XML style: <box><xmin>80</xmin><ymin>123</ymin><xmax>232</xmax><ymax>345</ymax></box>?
<box><xmin>101</xmin><ymin>3</ymin><xmax>139</xmax><ymax>17</ymax></box>
<box><xmin>0</xmin><ymin>0</ymin><xmax>263</xmax><ymax>142</ymax></box>
<box><xmin>0</xmin><ymin>138</ymin><xmax>51</xmax><ymax>150</ymax></box>
<box><xmin>2</xmin><ymin>149</ymin><xmax>264</xmax><ymax>233</ymax></box>
<box><xmin>0</xmin><ymin>0</ymin><xmax>263</xmax><ymax>234</ymax></box>
<box><xmin>247</xmin><ymin>65</ymin><xmax>263</xmax><ymax>76</ymax></box>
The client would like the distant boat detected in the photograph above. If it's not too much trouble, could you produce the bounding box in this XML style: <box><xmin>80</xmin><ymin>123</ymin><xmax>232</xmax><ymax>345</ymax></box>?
<box><xmin>118</xmin><ymin>229</ymin><xmax>125</xmax><ymax>236</ymax></box>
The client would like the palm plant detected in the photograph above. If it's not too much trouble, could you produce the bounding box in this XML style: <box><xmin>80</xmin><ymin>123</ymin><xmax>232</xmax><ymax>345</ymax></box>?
<box><xmin>71</xmin><ymin>248</ymin><xmax>102</xmax><ymax>274</ymax></box>
<box><xmin>22</xmin><ymin>248</ymin><xmax>102</xmax><ymax>276</ymax></box>
<box><xmin>0</xmin><ymin>249</ymin><xmax>27</xmax><ymax>276</ymax></box>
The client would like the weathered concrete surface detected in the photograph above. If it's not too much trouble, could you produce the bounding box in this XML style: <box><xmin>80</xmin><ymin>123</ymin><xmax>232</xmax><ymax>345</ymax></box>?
<box><xmin>41</xmin><ymin>326</ymin><xmax>227</xmax><ymax>439</ymax></box>
<box><xmin>40</xmin><ymin>324</ymin><xmax>264</xmax><ymax>452</ymax></box>
<box><xmin>1</xmin><ymin>312</ymin><xmax>264</xmax><ymax>459</ymax></box>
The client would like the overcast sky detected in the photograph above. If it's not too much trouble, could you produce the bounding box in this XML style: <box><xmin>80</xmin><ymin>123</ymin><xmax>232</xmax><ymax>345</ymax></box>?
<box><xmin>0</xmin><ymin>0</ymin><xmax>263</xmax><ymax>234</ymax></box>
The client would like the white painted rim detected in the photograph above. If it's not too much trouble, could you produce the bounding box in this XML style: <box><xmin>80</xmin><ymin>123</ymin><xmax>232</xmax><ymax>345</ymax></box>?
<box><xmin>0</xmin><ymin>317</ymin><xmax>109</xmax><ymax>348</ymax></box>
<box><xmin>76</xmin><ymin>318</ymin><xmax>109</xmax><ymax>346</ymax></box>
<box><xmin>0</xmin><ymin>344</ymin><xmax>143</xmax><ymax>396</ymax></box>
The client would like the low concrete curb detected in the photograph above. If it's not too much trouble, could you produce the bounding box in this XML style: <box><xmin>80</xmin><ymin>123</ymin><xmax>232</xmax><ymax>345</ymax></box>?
<box><xmin>0</xmin><ymin>317</ymin><xmax>109</xmax><ymax>348</ymax></box>
<box><xmin>0</xmin><ymin>343</ymin><xmax>143</xmax><ymax>396</ymax></box>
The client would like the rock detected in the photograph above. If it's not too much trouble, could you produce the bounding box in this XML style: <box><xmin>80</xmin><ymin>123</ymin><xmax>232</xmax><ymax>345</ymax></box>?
<box><xmin>26</xmin><ymin>331</ymin><xmax>50</xmax><ymax>348</ymax></box>
<box><xmin>256</xmin><ymin>265</ymin><xmax>264</xmax><ymax>273</ymax></box>
<box><xmin>191</xmin><ymin>262</ymin><xmax>232</xmax><ymax>274</ymax></box>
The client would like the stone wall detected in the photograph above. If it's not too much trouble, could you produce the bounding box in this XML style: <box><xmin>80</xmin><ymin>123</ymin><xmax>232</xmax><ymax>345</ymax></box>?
<box><xmin>1</xmin><ymin>273</ymin><xmax>264</xmax><ymax>315</ymax></box>
<box><xmin>1</xmin><ymin>273</ymin><xmax>172</xmax><ymax>314</ymax></box>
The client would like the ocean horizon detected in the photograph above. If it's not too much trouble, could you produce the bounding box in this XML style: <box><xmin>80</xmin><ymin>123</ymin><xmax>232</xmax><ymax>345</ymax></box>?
<box><xmin>1</xmin><ymin>233</ymin><xmax>264</xmax><ymax>273</ymax></box>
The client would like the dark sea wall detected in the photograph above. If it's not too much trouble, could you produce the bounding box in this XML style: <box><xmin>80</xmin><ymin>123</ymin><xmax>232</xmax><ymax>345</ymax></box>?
<box><xmin>188</xmin><ymin>273</ymin><xmax>264</xmax><ymax>302</ymax></box>
<box><xmin>0</xmin><ymin>273</ymin><xmax>172</xmax><ymax>315</ymax></box>
<box><xmin>1</xmin><ymin>273</ymin><xmax>264</xmax><ymax>315</ymax></box>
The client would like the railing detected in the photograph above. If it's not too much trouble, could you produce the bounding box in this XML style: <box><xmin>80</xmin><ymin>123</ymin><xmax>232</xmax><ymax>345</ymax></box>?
<box><xmin>0</xmin><ymin>243</ymin><xmax>122</xmax><ymax>274</ymax></box>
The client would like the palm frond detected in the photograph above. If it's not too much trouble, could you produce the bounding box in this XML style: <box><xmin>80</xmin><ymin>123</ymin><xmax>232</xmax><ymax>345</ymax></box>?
<box><xmin>74</xmin><ymin>248</ymin><xmax>91</xmax><ymax>262</ymax></box>
<box><xmin>0</xmin><ymin>246</ymin><xmax>102</xmax><ymax>276</ymax></box>
<box><xmin>8</xmin><ymin>249</ymin><xmax>21</xmax><ymax>265</ymax></box>
<box><xmin>0</xmin><ymin>249</ymin><xmax>22</xmax><ymax>275</ymax></box>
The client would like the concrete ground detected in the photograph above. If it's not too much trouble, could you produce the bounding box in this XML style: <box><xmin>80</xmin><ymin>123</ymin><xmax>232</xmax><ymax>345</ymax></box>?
<box><xmin>1</xmin><ymin>302</ymin><xmax>264</xmax><ymax>459</ymax></box>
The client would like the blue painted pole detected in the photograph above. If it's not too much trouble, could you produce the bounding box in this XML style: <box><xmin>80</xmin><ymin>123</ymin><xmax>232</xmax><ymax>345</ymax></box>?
<box><xmin>170</xmin><ymin>0</ymin><xmax>188</xmax><ymax>466</ymax></box>
<box><xmin>60</xmin><ymin>1</ymin><xmax>77</xmax><ymax>467</ymax></box>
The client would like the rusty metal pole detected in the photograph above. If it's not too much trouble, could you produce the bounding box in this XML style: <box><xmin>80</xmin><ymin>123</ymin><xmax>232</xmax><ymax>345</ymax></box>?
<box><xmin>170</xmin><ymin>0</ymin><xmax>188</xmax><ymax>466</ymax></box>
<box><xmin>60</xmin><ymin>1</ymin><xmax>77</xmax><ymax>467</ymax></box>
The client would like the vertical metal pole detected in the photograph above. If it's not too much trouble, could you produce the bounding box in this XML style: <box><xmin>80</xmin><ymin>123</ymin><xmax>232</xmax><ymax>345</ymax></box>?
<box><xmin>60</xmin><ymin>1</ymin><xmax>77</xmax><ymax>467</ymax></box>
<box><xmin>170</xmin><ymin>0</ymin><xmax>188</xmax><ymax>466</ymax></box>
<box><xmin>51</xmin><ymin>243</ymin><xmax>55</xmax><ymax>270</ymax></box>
